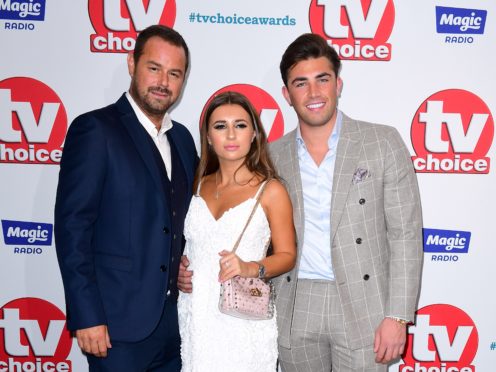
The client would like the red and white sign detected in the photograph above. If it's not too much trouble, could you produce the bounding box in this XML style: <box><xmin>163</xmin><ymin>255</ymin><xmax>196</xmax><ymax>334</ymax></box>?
<box><xmin>89</xmin><ymin>0</ymin><xmax>177</xmax><ymax>53</ymax></box>
<box><xmin>0</xmin><ymin>77</ymin><xmax>67</xmax><ymax>165</ymax></box>
<box><xmin>202</xmin><ymin>84</ymin><xmax>285</xmax><ymax>143</ymax></box>
<box><xmin>0</xmin><ymin>298</ymin><xmax>73</xmax><ymax>371</ymax></box>
<box><xmin>401</xmin><ymin>304</ymin><xmax>478</xmax><ymax>372</ymax></box>
<box><xmin>411</xmin><ymin>89</ymin><xmax>493</xmax><ymax>174</ymax></box>
<box><xmin>309</xmin><ymin>0</ymin><xmax>395</xmax><ymax>61</ymax></box>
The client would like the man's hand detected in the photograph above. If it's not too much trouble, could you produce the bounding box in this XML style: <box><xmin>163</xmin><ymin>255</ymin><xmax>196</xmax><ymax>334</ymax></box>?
<box><xmin>178</xmin><ymin>255</ymin><xmax>193</xmax><ymax>293</ymax></box>
<box><xmin>373</xmin><ymin>317</ymin><xmax>407</xmax><ymax>364</ymax></box>
<box><xmin>75</xmin><ymin>325</ymin><xmax>111</xmax><ymax>357</ymax></box>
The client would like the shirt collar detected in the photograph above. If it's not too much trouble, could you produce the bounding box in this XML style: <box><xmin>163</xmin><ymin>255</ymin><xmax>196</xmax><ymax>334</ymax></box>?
<box><xmin>125</xmin><ymin>91</ymin><xmax>173</xmax><ymax>136</ymax></box>
<box><xmin>296</xmin><ymin>110</ymin><xmax>343</xmax><ymax>152</ymax></box>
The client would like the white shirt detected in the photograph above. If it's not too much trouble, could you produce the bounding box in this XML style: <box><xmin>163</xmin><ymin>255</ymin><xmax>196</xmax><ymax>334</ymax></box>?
<box><xmin>296</xmin><ymin>111</ymin><xmax>343</xmax><ymax>280</ymax></box>
<box><xmin>126</xmin><ymin>92</ymin><xmax>173</xmax><ymax>179</ymax></box>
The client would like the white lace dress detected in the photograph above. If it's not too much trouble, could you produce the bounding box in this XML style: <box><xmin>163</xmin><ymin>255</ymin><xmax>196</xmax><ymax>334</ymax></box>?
<box><xmin>178</xmin><ymin>182</ymin><xmax>277</xmax><ymax>372</ymax></box>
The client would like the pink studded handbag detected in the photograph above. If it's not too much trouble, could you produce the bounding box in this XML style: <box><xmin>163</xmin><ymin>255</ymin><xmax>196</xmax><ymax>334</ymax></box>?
<box><xmin>218</xmin><ymin>182</ymin><xmax>275</xmax><ymax>320</ymax></box>
<box><xmin>219</xmin><ymin>276</ymin><xmax>274</xmax><ymax>320</ymax></box>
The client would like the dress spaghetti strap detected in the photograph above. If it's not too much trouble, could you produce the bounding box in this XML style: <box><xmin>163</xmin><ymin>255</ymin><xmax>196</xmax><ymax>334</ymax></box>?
<box><xmin>254</xmin><ymin>179</ymin><xmax>270</xmax><ymax>200</ymax></box>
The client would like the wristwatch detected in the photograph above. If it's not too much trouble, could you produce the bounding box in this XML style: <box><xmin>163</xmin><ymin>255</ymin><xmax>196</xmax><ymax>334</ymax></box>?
<box><xmin>253</xmin><ymin>261</ymin><xmax>266</xmax><ymax>279</ymax></box>
<box><xmin>387</xmin><ymin>316</ymin><xmax>409</xmax><ymax>326</ymax></box>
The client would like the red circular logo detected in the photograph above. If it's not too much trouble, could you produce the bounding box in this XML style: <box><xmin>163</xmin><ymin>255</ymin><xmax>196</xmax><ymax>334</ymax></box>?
<box><xmin>401</xmin><ymin>304</ymin><xmax>478</xmax><ymax>371</ymax></box>
<box><xmin>411</xmin><ymin>89</ymin><xmax>493</xmax><ymax>174</ymax></box>
<box><xmin>0</xmin><ymin>298</ymin><xmax>73</xmax><ymax>370</ymax></box>
<box><xmin>309</xmin><ymin>0</ymin><xmax>395</xmax><ymax>61</ymax></box>
<box><xmin>89</xmin><ymin>0</ymin><xmax>177</xmax><ymax>53</ymax></box>
<box><xmin>202</xmin><ymin>84</ymin><xmax>285</xmax><ymax>143</ymax></box>
<box><xmin>0</xmin><ymin>77</ymin><xmax>67</xmax><ymax>165</ymax></box>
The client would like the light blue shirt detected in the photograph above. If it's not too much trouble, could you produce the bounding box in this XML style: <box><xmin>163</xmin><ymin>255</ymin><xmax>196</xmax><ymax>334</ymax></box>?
<box><xmin>296</xmin><ymin>111</ymin><xmax>342</xmax><ymax>280</ymax></box>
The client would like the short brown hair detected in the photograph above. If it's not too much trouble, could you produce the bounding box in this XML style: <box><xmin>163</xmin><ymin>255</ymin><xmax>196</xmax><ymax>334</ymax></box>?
<box><xmin>133</xmin><ymin>25</ymin><xmax>190</xmax><ymax>72</ymax></box>
<box><xmin>280</xmin><ymin>33</ymin><xmax>341</xmax><ymax>86</ymax></box>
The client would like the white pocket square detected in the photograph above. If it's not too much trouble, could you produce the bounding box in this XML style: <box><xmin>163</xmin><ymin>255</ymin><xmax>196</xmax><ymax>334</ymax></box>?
<box><xmin>352</xmin><ymin>168</ymin><xmax>370</xmax><ymax>184</ymax></box>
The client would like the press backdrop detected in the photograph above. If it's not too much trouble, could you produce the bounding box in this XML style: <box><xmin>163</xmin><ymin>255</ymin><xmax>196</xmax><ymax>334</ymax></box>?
<box><xmin>1</xmin><ymin>1</ymin><xmax>495</xmax><ymax>371</ymax></box>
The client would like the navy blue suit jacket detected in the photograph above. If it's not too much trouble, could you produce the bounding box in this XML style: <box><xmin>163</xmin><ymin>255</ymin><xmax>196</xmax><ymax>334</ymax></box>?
<box><xmin>55</xmin><ymin>94</ymin><xmax>197</xmax><ymax>342</ymax></box>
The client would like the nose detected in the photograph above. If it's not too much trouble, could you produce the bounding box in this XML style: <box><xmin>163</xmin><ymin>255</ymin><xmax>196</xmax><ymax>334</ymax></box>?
<box><xmin>227</xmin><ymin>125</ymin><xmax>236</xmax><ymax>139</ymax></box>
<box><xmin>159</xmin><ymin>72</ymin><xmax>169</xmax><ymax>88</ymax></box>
<box><xmin>308</xmin><ymin>81</ymin><xmax>318</xmax><ymax>97</ymax></box>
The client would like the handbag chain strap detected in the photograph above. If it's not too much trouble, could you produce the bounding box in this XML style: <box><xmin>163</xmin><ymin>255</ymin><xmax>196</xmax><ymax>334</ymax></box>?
<box><xmin>231</xmin><ymin>180</ymin><xmax>270</xmax><ymax>254</ymax></box>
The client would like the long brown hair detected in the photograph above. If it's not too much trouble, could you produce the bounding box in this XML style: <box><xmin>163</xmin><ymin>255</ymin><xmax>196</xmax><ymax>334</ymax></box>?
<box><xmin>194</xmin><ymin>91</ymin><xmax>278</xmax><ymax>191</ymax></box>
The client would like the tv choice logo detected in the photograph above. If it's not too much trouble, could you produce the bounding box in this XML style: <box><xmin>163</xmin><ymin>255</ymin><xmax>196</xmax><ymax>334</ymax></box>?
<box><xmin>202</xmin><ymin>84</ymin><xmax>284</xmax><ymax>143</ymax></box>
<box><xmin>401</xmin><ymin>304</ymin><xmax>478</xmax><ymax>372</ymax></box>
<box><xmin>2</xmin><ymin>220</ymin><xmax>53</xmax><ymax>246</ymax></box>
<box><xmin>309</xmin><ymin>0</ymin><xmax>395</xmax><ymax>61</ymax></box>
<box><xmin>89</xmin><ymin>0</ymin><xmax>176</xmax><ymax>53</ymax></box>
<box><xmin>411</xmin><ymin>89</ymin><xmax>493</xmax><ymax>174</ymax></box>
<box><xmin>0</xmin><ymin>298</ymin><xmax>72</xmax><ymax>371</ymax></box>
<box><xmin>0</xmin><ymin>77</ymin><xmax>67</xmax><ymax>165</ymax></box>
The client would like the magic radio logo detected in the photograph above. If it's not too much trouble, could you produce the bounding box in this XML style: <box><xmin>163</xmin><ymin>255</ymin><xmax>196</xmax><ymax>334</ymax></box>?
<box><xmin>308</xmin><ymin>0</ymin><xmax>395</xmax><ymax>61</ymax></box>
<box><xmin>202</xmin><ymin>84</ymin><xmax>285</xmax><ymax>143</ymax></box>
<box><xmin>1</xmin><ymin>219</ymin><xmax>53</xmax><ymax>255</ymax></box>
<box><xmin>411</xmin><ymin>89</ymin><xmax>493</xmax><ymax>174</ymax></box>
<box><xmin>436</xmin><ymin>6</ymin><xmax>487</xmax><ymax>45</ymax></box>
<box><xmin>0</xmin><ymin>298</ymin><xmax>73</xmax><ymax>371</ymax></box>
<box><xmin>89</xmin><ymin>0</ymin><xmax>177</xmax><ymax>53</ymax></box>
<box><xmin>423</xmin><ymin>228</ymin><xmax>471</xmax><ymax>263</ymax></box>
<box><xmin>0</xmin><ymin>77</ymin><xmax>67</xmax><ymax>165</ymax></box>
<box><xmin>401</xmin><ymin>304</ymin><xmax>478</xmax><ymax>372</ymax></box>
<box><xmin>0</xmin><ymin>0</ymin><xmax>46</xmax><ymax>31</ymax></box>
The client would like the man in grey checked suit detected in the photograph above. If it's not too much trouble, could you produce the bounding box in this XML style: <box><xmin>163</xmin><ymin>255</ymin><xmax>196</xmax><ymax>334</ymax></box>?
<box><xmin>270</xmin><ymin>34</ymin><xmax>423</xmax><ymax>371</ymax></box>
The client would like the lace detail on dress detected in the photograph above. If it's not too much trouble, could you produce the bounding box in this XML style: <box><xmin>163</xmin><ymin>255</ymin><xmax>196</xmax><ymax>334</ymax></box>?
<box><xmin>178</xmin><ymin>185</ymin><xmax>277</xmax><ymax>372</ymax></box>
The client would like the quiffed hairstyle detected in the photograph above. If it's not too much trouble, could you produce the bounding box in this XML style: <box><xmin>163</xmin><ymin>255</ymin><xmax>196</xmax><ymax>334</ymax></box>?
<box><xmin>194</xmin><ymin>91</ymin><xmax>278</xmax><ymax>191</ymax></box>
<box><xmin>133</xmin><ymin>25</ymin><xmax>190</xmax><ymax>72</ymax></box>
<box><xmin>280</xmin><ymin>33</ymin><xmax>341</xmax><ymax>87</ymax></box>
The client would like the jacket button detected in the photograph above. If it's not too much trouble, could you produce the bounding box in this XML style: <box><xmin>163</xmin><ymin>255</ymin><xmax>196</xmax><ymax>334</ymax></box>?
<box><xmin>356</xmin><ymin>238</ymin><xmax>362</xmax><ymax>244</ymax></box>
<box><xmin>363</xmin><ymin>274</ymin><xmax>370</xmax><ymax>281</ymax></box>
<box><xmin>163</xmin><ymin>227</ymin><xmax>169</xmax><ymax>234</ymax></box>
<box><xmin>286</xmin><ymin>276</ymin><xmax>291</xmax><ymax>282</ymax></box>
<box><xmin>160</xmin><ymin>265</ymin><xmax>167</xmax><ymax>272</ymax></box>
<box><xmin>359</xmin><ymin>198</ymin><xmax>366</xmax><ymax>205</ymax></box>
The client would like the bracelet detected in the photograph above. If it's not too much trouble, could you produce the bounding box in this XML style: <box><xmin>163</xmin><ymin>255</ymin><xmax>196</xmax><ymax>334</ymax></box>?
<box><xmin>386</xmin><ymin>316</ymin><xmax>409</xmax><ymax>326</ymax></box>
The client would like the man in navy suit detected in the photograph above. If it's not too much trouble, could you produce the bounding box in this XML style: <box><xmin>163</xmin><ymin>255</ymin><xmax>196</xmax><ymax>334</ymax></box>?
<box><xmin>55</xmin><ymin>25</ymin><xmax>197</xmax><ymax>371</ymax></box>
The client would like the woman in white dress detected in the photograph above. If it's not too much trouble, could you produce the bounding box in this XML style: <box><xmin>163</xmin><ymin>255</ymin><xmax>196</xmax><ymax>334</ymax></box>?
<box><xmin>178</xmin><ymin>91</ymin><xmax>296</xmax><ymax>372</ymax></box>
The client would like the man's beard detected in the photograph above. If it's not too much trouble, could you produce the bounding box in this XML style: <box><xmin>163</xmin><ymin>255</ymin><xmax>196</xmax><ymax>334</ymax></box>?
<box><xmin>130</xmin><ymin>82</ymin><xmax>173</xmax><ymax>116</ymax></box>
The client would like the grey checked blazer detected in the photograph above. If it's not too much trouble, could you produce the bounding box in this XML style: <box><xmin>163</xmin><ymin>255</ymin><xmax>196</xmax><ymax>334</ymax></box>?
<box><xmin>269</xmin><ymin>113</ymin><xmax>423</xmax><ymax>350</ymax></box>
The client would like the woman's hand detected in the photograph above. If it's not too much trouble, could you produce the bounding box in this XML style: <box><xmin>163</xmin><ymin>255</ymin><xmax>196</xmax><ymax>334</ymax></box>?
<box><xmin>218</xmin><ymin>250</ymin><xmax>257</xmax><ymax>282</ymax></box>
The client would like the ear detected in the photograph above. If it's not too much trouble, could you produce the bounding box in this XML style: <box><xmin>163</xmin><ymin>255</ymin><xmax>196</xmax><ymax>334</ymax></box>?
<box><xmin>282</xmin><ymin>86</ymin><xmax>292</xmax><ymax>106</ymax></box>
<box><xmin>127</xmin><ymin>52</ymin><xmax>135</xmax><ymax>77</ymax></box>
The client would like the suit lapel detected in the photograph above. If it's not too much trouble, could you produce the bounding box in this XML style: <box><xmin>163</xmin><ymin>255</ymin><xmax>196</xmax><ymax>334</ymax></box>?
<box><xmin>275</xmin><ymin>131</ymin><xmax>305</xmax><ymax>259</ymax></box>
<box><xmin>330</xmin><ymin>114</ymin><xmax>364</xmax><ymax>242</ymax></box>
<box><xmin>167</xmin><ymin>124</ymin><xmax>194</xmax><ymax>190</ymax></box>
<box><xmin>116</xmin><ymin>95</ymin><xmax>168</xmax><ymax>207</ymax></box>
